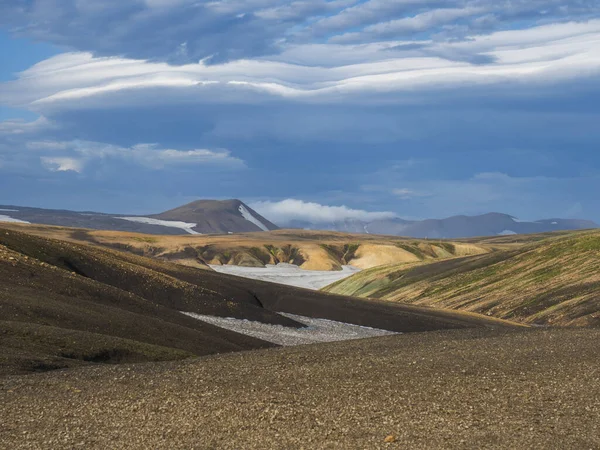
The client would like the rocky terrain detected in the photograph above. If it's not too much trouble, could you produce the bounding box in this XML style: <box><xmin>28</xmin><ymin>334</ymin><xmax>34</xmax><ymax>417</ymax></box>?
<box><xmin>2</xmin><ymin>327</ymin><xmax>599</xmax><ymax>449</ymax></box>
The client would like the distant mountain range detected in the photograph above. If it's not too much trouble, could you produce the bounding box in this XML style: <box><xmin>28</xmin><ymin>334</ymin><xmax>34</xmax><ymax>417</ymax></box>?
<box><xmin>0</xmin><ymin>200</ymin><xmax>278</xmax><ymax>235</ymax></box>
<box><xmin>0</xmin><ymin>201</ymin><xmax>596</xmax><ymax>237</ymax></box>
<box><xmin>288</xmin><ymin>212</ymin><xmax>598</xmax><ymax>238</ymax></box>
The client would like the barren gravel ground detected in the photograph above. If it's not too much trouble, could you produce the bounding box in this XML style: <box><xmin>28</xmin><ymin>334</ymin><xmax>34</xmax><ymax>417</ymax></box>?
<box><xmin>2</xmin><ymin>328</ymin><xmax>599</xmax><ymax>450</ymax></box>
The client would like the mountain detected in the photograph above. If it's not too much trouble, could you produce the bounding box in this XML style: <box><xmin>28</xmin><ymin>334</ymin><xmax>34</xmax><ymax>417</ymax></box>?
<box><xmin>324</xmin><ymin>229</ymin><xmax>600</xmax><ymax>327</ymax></box>
<box><xmin>153</xmin><ymin>199</ymin><xmax>278</xmax><ymax>234</ymax></box>
<box><xmin>0</xmin><ymin>199</ymin><xmax>278</xmax><ymax>235</ymax></box>
<box><xmin>294</xmin><ymin>212</ymin><xmax>598</xmax><ymax>238</ymax></box>
<box><xmin>0</xmin><ymin>225</ymin><xmax>513</xmax><ymax>376</ymax></box>
<box><xmin>2</xmin><ymin>201</ymin><xmax>596</xmax><ymax>238</ymax></box>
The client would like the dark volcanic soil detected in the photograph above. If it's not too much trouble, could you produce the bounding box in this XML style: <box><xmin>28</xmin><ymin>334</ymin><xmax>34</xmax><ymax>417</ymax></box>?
<box><xmin>2</xmin><ymin>327</ymin><xmax>599</xmax><ymax>449</ymax></box>
<box><xmin>1</xmin><ymin>226</ymin><xmax>518</xmax><ymax>376</ymax></box>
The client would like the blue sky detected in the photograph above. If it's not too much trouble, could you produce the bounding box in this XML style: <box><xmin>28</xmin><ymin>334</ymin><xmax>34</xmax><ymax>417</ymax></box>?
<box><xmin>1</xmin><ymin>0</ymin><xmax>599</xmax><ymax>224</ymax></box>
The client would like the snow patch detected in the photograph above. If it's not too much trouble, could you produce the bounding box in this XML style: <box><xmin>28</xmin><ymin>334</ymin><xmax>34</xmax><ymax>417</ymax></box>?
<box><xmin>209</xmin><ymin>263</ymin><xmax>360</xmax><ymax>290</ymax></box>
<box><xmin>116</xmin><ymin>216</ymin><xmax>200</xmax><ymax>235</ymax></box>
<box><xmin>181</xmin><ymin>311</ymin><xmax>397</xmax><ymax>346</ymax></box>
<box><xmin>0</xmin><ymin>215</ymin><xmax>30</xmax><ymax>224</ymax></box>
<box><xmin>238</xmin><ymin>204</ymin><xmax>269</xmax><ymax>231</ymax></box>
<box><xmin>552</xmin><ymin>222</ymin><xmax>558</xmax><ymax>225</ymax></box>
<box><xmin>0</xmin><ymin>209</ymin><xmax>18</xmax><ymax>212</ymax></box>
<box><xmin>499</xmin><ymin>230</ymin><xmax>518</xmax><ymax>235</ymax></box>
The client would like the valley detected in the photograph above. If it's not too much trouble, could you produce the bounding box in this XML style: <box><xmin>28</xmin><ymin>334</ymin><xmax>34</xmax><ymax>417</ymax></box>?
<box><xmin>1</xmin><ymin>223</ymin><xmax>598</xmax><ymax>449</ymax></box>
<box><xmin>0</xmin><ymin>225</ymin><xmax>512</xmax><ymax>377</ymax></box>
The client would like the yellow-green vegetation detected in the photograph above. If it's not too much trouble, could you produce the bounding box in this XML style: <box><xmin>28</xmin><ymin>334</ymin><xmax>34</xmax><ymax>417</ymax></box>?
<box><xmin>324</xmin><ymin>230</ymin><xmax>600</xmax><ymax>327</ymax></box>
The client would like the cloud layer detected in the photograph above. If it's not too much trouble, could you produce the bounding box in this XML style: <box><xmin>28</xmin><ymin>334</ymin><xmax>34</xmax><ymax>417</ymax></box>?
<box><xmin>2</xmin><ymin>0</ymin><xmax>599</xmax><ymax>64</ymax></box>
<box><xmin>250</xmin><ymin>199</ymin><xmax>396</xmax><ymax>226</ymax></box>
<box><xmin>1</xmin><ymin>4</ymin><xmax>599</xmax><ymax>221</ymax></box>
<box><xmin>2</xmin><ymin>20</ymin><xmax>600</xmax><ymax>111</ymax></box>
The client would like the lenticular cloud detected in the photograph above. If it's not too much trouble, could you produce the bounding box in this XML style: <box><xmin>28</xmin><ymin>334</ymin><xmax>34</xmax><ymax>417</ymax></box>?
<box><xmin>2</xmin><ymin>20</ymin><xmax>600</xmax><ymax>110</ymax></box>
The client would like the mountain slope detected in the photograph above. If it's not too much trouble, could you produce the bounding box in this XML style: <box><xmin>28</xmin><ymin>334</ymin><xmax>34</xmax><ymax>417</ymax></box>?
<box><xmin>153</xmin><ymin>199</ymin><xmax>278</xmax><ymax>234</ymax></box>
<box><xmin>0</xmin><ymin>226</ymin><xmax>515</xmax><ymax>376</ymax></box>
<box><xmin>295</xmin><ymin>212</ymin><xmax>598</xmax><ymax>238</ymax></box>
<box><xmin>324</xmin><ymin>230</ymin><xmax>600</xmax><ymax>327</ymax></box>
<box><xmin>0</xmin><ymin>199</ymin><xmax>278</xmax><ymax>235</ymax></box>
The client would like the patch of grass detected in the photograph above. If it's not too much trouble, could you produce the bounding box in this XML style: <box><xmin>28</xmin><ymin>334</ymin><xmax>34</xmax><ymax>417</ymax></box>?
<box><xmin>395</xmin><ymin>243</ymin><xmax>426</xmax><ymax>260</ymax></box>
<box><xmin>321</xmin><ymin>243</ymin><xmax>360</xmax><ymax>264</ymax></box>
<box><xmin>528</xmin><ymin>267</ymin><xmax>562</xmax><ymax>283</ymax></box>
<box><xmin>342</xmin><ymin>243</ymin><xmax>360</xmax><ymax>264</ymax></box>
<box><xmin>247</xmin><ymin>247</ymin><xmax>271</xmax><ymax>265</ymax></box>
<box><xmin>132</xmin><ymin>236</ymin><xmax>159</xmax><ymax>244</ymax></box>
<box><xmin>320</xmin><ymin>244</ymin><xmax>344</xmax><ymax>261</ymax></box>
<box><xmin>281</xmin><ymin>244</ymin><xmax>306</xmax><ymax>266</ymax></box>
<box><xmin>438</xmin><ymin>242</ymin><xmax>456</xmax><ymax>254</ymax></box>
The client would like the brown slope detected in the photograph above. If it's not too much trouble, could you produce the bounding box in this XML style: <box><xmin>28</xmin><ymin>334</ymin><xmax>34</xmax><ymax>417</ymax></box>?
<box><xmin>0</xmin><ymin>226</ymin><xmax>519</xmax><ymax>376</ymax></box>
<box><xmin>0</xmin><ymin>241</ymin><xmax>276</xmax><ymax>376</ymax></box>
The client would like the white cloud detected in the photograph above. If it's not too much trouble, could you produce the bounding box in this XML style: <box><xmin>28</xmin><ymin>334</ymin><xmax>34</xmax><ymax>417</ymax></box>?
<box><xmin>34</xmin><ymin>140</ymin><xmax>245</xmax><ymax>173</ymax></box>
<box><xmin>391</xmin><ymin>188</ymin><xmax>430</xmax><ymax>199</ymax></box>
<box><xmin>0</xmin><ymin>117</ymin><xmax>55</xmax><ymax>135</ymax></box>
<box><xmin>250</xmin><ymin>199</ymin><xmax>396</xmax><ymax>226</ymax></box>
<box><xmin>41</xmin><ymin>157</ymin><xmax>84</xmax><ymax>173</ymax></box>
<box><xmin>3</xmin><ymin>0</ymin><xmax>596</xmax><ymax>65</ymax></box>
<box><xmin>332</xmin><ymin>7</ymin><xmax>486</xmax><ymax>43</ymax></box>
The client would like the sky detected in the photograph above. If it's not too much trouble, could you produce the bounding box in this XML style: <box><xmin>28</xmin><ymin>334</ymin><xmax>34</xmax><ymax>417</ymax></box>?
<box><xmin>0</xmin><ymin>0</ymin><xmax>599</xmax><ymax>225</ymax></box>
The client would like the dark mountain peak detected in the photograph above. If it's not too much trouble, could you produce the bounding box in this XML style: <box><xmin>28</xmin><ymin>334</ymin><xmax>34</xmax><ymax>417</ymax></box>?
<box><xmin>154</xmin><ymin>199</ymin><xmax>278</xmax><ymax>233</ymax></box>
<box><xmin>158</xmin><ymin>199</ymin><xmax>243</xmax><ymax>215</ymax></box>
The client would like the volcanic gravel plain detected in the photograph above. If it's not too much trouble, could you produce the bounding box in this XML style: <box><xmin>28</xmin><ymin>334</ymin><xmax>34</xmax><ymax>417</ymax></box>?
<box><xmin>2</xmin><ymin>328</ymin><xmax>599</xmax><ymax>449</ymax></box>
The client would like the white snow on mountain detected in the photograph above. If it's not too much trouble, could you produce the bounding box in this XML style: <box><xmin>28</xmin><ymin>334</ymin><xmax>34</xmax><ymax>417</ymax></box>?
<box><xmin>499</xmin><ymin>230</ymin><xmax>518</xmax><ymax>236</ymax></box>
<box><xmin>238</xmin><ymin>204</ymin><xmax>269</xmax><ymax>231</ymax></box>
<box><xmin>0</xmin><ymin>215</ymin><xmax>30</xmax><ymax>224</ymax></box>
<box><xmin>116</xmin><ymin>217</ymin><xmax>200</xmax><ymax>235</ymax></box>
<box><xmin>181</xmin><ymin>311</ymin><xmax>396</xmax><ymax>346</ymax></box>
<box><xmin>0</xmin><ymin>209</ymin><xmax>19</xmax><ymax>212</ymax></box>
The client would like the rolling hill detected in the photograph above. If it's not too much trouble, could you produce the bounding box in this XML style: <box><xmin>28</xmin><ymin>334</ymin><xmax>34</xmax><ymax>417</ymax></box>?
<box><xmin>324</xmin><ymin>230</ymin><xmax>600</xmax><ymax>327</ymax></box>
<box><xmin>0</xmin><ymin>223</ymin><xmax>491</xmax><ymax>271</ymax></box>
<box><xmin>0</xmin><ymin>226</ymin><xmax>514</xmax><ymax>376</ymax></box>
